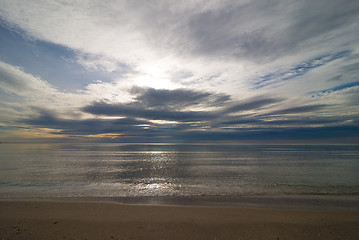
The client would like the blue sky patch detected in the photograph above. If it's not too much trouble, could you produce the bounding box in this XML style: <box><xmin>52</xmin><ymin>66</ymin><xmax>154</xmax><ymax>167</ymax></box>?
<box><xmin>310</xmin><ymin>81</ymin><xmax>359</xmax><ymax>97</ymax></box>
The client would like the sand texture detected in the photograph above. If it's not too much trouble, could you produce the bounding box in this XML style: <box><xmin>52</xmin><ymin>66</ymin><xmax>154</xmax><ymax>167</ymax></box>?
<box><xmin>1</xmin><ymin>200</ymin><xmax>359</xmax><ymax>240</ymax></box>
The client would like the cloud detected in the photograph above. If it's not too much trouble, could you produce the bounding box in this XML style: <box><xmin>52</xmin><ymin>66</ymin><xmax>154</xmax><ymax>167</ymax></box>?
<box><xmin>0</xmin><ymin>60</ymin><xmax>136</xmax><ymax>112</ymax></box>
<box><xmin>217</xmin><ymin>115</ymin><xmax>349</xmax><ymax>128</ymax></box>
<box><xmin>81</xmin><ymin>86</ymin><xmax>338</xmax><ymax>132</ymax></box>
<box><xmin>18</xmin><ymin>108</ymin><xmax>208</xmax><ymax>142</ymax></box>
<box><xmin>21</xmin><ymin>109</ymin><xmax>150</xmax><ymax>136</ymax></box>
<box><xmin>1</xmin><ymin>1</ymin><xmax>359</xmax><ymax>143</ymax></box>
<box><xmin>0</xmin><ymin>24</ymin><xmax>133</xmax><ymax>92</ymax></box>
<box><xmin>83</xmin><ymin>87</ymin><xmax>283</xmax><ymax>123</ymax></box>
<box><xmin>267</xmin><ymin>104</ymin><xmax>325</xmax><ymax>115</ymax></box>
<box><xmin>0</xmin><ymin>61</ymin><xmax>56</xmax><ymax>97</ymax></box>
<box><xmin>131</xmin><ymin>86</ymin><xmax>230</xmax><ymax>110</ymax></box>
<box><xmin>74</xmin><ymin>52</ymin><xmax>131</xmax><ymax>74</ymax></box>
<box><xmin>223</xmin><ymin>97</ymin><xmax>282</xmax><ymax>114</ymax></box>
<box><xmin>169</xmin><ymin>0</ymin><xmax>359</xmax><ymax>62</ymax></box>
<box><xmin>0</xmin><ymin>0</ymin><xmax>157</xmax><ymax>66</ymax></box>
<box><xmin>253</xmin><ymin>51</ymin><xmax>351</xmax><ymax>89</ymax></box>
<box><xmin>340</xmin><ymin>61</ymin><xmax>359</xmax><ymax>74</ymax></box>
<box><xmin>83</xmin><ymin>101</ymin><xmax>216</xmax><ymax>122</ymax></box>
<box><xmin>82</xmin><ymin>87</ymin><xmax>228</xmax><ymax>122</ymax></box>
<box><xmin>154</xmin><ymin>125</ymin><xmax>359</xmax><ymax>143</ymax></box>
<box><xmin>21</xmin><ymin>105</ymin><xmax>359</xmax><ymax>143</ymax></box>
<box><xmin>0</xmin><ymin>60</ymin><xmax>86</xmax><ymax>114</ymax></box>
<box><xmin>1</xmin><ymin>0</ymin><xmax>358</xmax><ymax>87</ymax></box>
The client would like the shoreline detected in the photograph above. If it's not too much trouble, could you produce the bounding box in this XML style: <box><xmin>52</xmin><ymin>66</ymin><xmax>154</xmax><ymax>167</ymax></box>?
<box><xmin>1</xmin><ymin>199</ymin><xmax>359</xmax><ymax>240</ymax></box>
<box><xmin>2</xmin><ymin>194</ymin><xmax>359</xmax><ymax>211</ymax></box>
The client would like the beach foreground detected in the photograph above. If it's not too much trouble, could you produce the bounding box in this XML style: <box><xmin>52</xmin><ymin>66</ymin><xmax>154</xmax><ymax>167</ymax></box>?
<box><xmin>1</xmin><ymin>200</ymin><xmax>359</xmax><ymax>240</ymax></box>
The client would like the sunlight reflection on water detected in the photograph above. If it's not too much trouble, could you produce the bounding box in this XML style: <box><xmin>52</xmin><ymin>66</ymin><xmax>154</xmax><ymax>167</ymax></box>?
<box><xmin>0</xmin><ymin>143</ymin><xmax>359</xmax><ymax>198</ymax></box>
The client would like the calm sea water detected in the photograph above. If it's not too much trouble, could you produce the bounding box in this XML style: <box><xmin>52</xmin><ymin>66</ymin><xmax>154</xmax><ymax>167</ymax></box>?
<box><xmin>0</xmin><ymin>143</ymin><xmax>359</xmax><ymax>199</ymax></box>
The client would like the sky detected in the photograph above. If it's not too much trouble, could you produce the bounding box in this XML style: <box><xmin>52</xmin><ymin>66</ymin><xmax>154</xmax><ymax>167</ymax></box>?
<box><xmin>0</xmin><ymin>0</ymin><xmax>359</xmax><ymax>143</ymax></box>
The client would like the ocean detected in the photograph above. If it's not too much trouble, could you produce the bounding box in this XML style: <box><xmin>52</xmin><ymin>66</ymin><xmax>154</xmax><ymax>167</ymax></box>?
<box><xmin>1</xmin><ymin>143</ymin><xmax>359</xmax><ymax>206</ymax></box>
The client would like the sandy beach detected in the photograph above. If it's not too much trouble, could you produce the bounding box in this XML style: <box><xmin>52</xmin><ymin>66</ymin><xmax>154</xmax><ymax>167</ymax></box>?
<box><xmin>1</xmin><ymin>200</ymin><xmax>359</xmax><ymax>240</ymax></box>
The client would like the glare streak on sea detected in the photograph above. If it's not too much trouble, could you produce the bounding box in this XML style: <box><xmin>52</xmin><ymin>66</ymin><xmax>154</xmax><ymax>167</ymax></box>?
<box><xmin>0</xmin><ymin>143</ymin><xmax>359</xmax><ymax>199</ymax></box>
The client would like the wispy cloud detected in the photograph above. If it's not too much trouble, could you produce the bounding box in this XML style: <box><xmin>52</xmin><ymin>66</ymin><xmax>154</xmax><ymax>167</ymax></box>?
<box><xmin>223</xmin><ymin>98</ymin><xmax>283</xmax><ymax>114</ymax></box>
<box><xmin>253</xmin><ymin>51</ymin><xmax>352</xmax><ymax>89</ymax></box>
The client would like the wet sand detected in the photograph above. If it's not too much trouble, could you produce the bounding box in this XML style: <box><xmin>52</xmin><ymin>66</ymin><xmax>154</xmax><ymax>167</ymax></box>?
<box><xmin>1</xmin><ymin>200</ymin><xmax>359</xmax><ymax>240</ymax></box>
